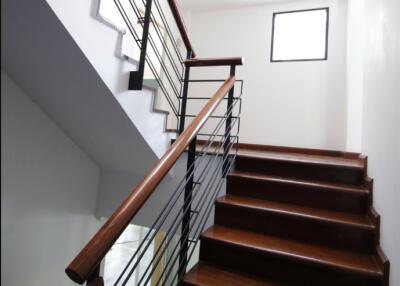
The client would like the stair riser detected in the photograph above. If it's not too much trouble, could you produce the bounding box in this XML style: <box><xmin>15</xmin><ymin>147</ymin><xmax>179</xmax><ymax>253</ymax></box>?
<box><xmin>215</xmin><ymin>204</ymin><xmax>375</xmax><ymax>253</ymax></box>
<box><xmin>200</xmin><ymin>238</ymin><xmax>383</xmax><ymax>286</ymax></box>
<box><xmin>235</xmin><ymin>157</ymin><xmax>364</xmax><ymax>185</ymax></box>
<box><xmin>227</xmin><ymin>175</ymin><xmax>369</xmax><ymax>214</ymax></box>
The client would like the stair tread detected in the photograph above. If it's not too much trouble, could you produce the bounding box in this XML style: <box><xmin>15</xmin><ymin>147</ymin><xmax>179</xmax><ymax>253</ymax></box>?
<box><xmin>228</xmin><ymin>171</ymin><xmax>369</xmax><ymax>194</ymax></box>
<box><xmin>184</xmin><ymin>262</ymin><xmax>288</xmax><ymax>286</ymax></box>
<box><xmin>217</xmin><ymin>195</ymin><xmax>374</xmax><ymax>229</ymax></box>
<box><xmin>236</xmin><ymin>151</ymin><xmax>364</xmax><ymax>169</ymax></box>
<box><xmin>202</xmin><ymin>225</ymin><xmax>383</xmax><ymax>277</ymax></box>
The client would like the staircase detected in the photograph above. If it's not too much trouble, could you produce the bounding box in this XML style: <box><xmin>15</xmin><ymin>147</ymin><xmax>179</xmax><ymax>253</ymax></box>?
<box><xmin>60</xmin><ymin>0</ymin><xmax>390</xmax><ymax>284</ymax></box>
<box><xmin>183</xmin><ymin>146</ymin><xmax>390</xmax><ymax>286</ymax></box>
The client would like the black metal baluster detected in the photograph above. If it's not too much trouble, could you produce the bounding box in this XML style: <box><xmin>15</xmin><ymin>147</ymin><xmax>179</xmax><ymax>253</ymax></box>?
<box><xmin>129</xmin><ymin>0</ymin><xmax>153</xmax><ymax>90</ymax></box>
<box><xmin>179</xmin><ymin>135</ymin><xmax>196</xmax><ymax>280</ymax></box>
<box><xmin>223</xmin><ymin>65</ymin><xmax>236</xmax><ymax>176</ymax></box>
<box><xmin>178</xmin><ymin>51</ymin><xmax>192</xmax><ymax>134</ymax></box>
<box><xmin>153</xmin><ymin>0</ymin><xmax>185</xmax><ymax>64</ymax></box>
<box><xmin>178</xmin><ymin>51</ymin><xmax>195</xmax><ymax>279</ymax></box>
<box><xmin>87</xmin><ymin>265</ymin><xmax>102</xmax><ymax>286</ymax></box>
<box><xmin>117</xmin><ymin>99</ymin><xmax>241</xmax><ymax>285</ymax></box>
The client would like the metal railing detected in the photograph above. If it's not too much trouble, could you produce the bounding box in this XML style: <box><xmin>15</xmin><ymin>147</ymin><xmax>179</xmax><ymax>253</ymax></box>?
<box><xmin>110</xmin><ymin>90</ymin><xmax>241</xmax><ymax>285</ymax></box>
<box><xmin>65</xmin><ymin>1</ymin><xmax>244</xmax><ymax>285</ymax></box>
<box><xmin>114</xmin><ymin>0</ymin><xmax>188</xmax><ymax>130</ymax></box>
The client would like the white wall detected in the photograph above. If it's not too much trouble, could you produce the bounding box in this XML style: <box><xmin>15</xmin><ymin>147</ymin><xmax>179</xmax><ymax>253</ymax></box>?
<box><xmin>184</xmin><ymin>0</ymin><xmax>348</xmax><ymax>150</ymax></box>
<box><xmin>46</xmin><ymin>0</ymin><xmax>174</xmax><ymax>158</ymax></box>
<box><xmin>357</xmin><ymin>0</ymin><xmax>400</xmax><ymax>284</ymax></box>
<box><xmin>345</xmin><ymin>0</ymin><xmax>364</xmax><ymax>152</ymax></box>
<box><xmin>1</xmin><ymin>71</ymin><xmax>101</xmax><ymax>286</ymax></box>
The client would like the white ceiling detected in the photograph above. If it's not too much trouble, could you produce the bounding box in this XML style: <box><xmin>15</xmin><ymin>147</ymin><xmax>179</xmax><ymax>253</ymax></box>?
<box><xmin>179</xmin><ymin>0</ymin><xmax>298</xmax><ymax>10</ymax></box>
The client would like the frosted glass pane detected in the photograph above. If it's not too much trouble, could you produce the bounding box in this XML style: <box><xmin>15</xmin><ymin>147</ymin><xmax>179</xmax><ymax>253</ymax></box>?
<box><xmin>272</xmin><ymin>9</ymin><xmax>328</xmax><ymax>61</ymax></box>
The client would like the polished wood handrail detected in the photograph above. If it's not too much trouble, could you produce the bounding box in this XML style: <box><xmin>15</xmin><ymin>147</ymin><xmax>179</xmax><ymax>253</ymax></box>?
<box><xmin>65</xmin><ymin>76</ymin><xmax>236</xmax><ymax>284</ymax></box>
<box><xmin>185</xmin><ymin>57</ymin><xmax>244</xmax><ymax>67</ymax></box>
<box><xmin>167</xmin><ymin>0</ymin><xmax>196</xmax><ymax>58</ymax></box>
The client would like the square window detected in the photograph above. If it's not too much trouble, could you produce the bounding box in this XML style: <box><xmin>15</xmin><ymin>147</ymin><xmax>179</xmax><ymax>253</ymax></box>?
<box><xmin>271</xmin><ymin>8</ymin><xmax>329</xmax><ymax>62</ymax></box>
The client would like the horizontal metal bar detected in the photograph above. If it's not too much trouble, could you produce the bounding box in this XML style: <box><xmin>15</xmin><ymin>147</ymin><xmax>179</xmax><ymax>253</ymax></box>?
<box><xmin>180</xmin><ymin>114</ymin><xmax>239</xmax><ymax>119</ymax></box>
<box><xmin>197</xmin><ymin>134</ymin><xmax>239</xmax><ymax>139</ymax></box>
<box><xmin>185</xmin><ymin>79</ymin><xmax>244</xmax><ymax>83</ymax></box>
<box><xmin>181</xmin><ymin>97</ymin><xmax>241</xmax><ymax>100</ymax></box>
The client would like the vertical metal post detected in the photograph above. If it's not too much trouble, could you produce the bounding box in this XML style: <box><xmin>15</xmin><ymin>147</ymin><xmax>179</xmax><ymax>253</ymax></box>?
<box><xmin>129</xmin><ymin>0</ymin><xmax>153</xmax><ymax>90</ymax></box>
<box><xmin>223</xmin><ymin>65</ymin><xmax>236</xmax><ymax>176</ymax></box>
<box><xmin>178</xmin><ymin>51</ymin><xmax>192</xmax><ymax>134</ymax></box>
<box><xmin>87</xmin><ymin>265</ymin><xmax>103</xmax><ymax>286</ymax></box>
<box><xmin>179</xmin><ymin>136</ymin><xmax>197</xmax><ymax>280</ymax></box>
<box><xmin>178</xmin><ymin>51</ymin><xmax>194</xmax><ymax>280</ymax></box>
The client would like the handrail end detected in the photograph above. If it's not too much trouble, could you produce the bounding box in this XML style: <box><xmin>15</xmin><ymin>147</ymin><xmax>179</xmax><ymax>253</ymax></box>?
<box><xmin>233</xmin><ymin>56</ymin><xmax>244</xmax><ymax>66</ymax></box>
<box><xmin>65</xmin><ymin>267</ymin><xmax>86</xmax><ymax>285</ymax></box>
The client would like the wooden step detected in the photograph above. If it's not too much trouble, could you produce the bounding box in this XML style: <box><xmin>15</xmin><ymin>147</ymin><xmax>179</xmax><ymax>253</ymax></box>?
<box><xmin>182</xmin><ymin>262</ymin><xmax>287</xmax><ymax>286</ymax></box>
<box><xmin>215</xmin><ymin>195</ymin><xmax>376</xmax><ymax>253</ymax></box>
<box><xmin>200</xmin><ymin>225</ymin><xmax>384</xmax><ymax>286</ymax></box>
<box><xmin>227</xmin><ymin>171</ymin><xmax>370</xmax><ymax>214</ymax></box>
<box><xmin>234</xmin><ymin>143</ymin><xmax>362</xmax><ymax>159</ymax></box>
<box><xmin>237</xmin><ymin>148</ymin><xmax>364</xmax><ymax>167</ymax></box>
<box><xmin>235</xmin><ymin>153</ymin><xmax>365</xmax><ymax>186</ymax></box>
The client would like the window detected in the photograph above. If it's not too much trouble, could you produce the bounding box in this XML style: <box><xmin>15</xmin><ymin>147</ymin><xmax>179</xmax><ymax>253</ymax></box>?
<box><xmin>271</xmin><ymin>8</ymin><xmax>329</xmax><ymax>62</ymax></box>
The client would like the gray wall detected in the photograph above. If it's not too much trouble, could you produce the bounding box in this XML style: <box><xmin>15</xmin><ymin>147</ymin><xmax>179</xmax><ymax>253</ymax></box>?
<box><xmin>96</xmin><ymin>152</ymin><xmax>224</xmax><ymax>234</ymax></box>
<box><xmin>1</xmin><ymin>71</ymin><xmax>102</xmax><ymax>286</ymax></box>
<box><xmin>1</xmin><ymin>0</ymin><xmax>159</xmax><ymax>175</ymax></box>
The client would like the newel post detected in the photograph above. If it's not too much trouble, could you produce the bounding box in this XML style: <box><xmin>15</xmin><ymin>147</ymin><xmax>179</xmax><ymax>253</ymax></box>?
<box><xmin>223</xmin><ymin>65</ymin><xmax>236</xmax><ymax>176</ymax></box>
<box><xmin>129</xmin><ymin>0</ymin><xmax>153</xmax><ymax>90</ymax></box>
<box><xmin>178</xmin><ymin>51</ymin><xmax>193</xmax><ymax>134</ymax></box>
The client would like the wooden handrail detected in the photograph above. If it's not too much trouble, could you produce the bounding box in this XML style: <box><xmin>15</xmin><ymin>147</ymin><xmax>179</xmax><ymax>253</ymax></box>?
<box><xmin>185</xmin><ymin>57</ymin><xmax>244</xmax><ymax>67</ymax></box>
<box><xmin>65</xmin><ymin>76</ymin><xmax>236</xmax><ymax>284</ymax></box>
<box><xmin>167</xmin><ymin>0</ymin><xmax>196</xmax><ymax>58</ymax></box>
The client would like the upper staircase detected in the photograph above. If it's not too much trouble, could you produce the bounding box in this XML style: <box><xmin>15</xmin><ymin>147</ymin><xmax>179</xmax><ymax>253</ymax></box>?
<box><xmin>183</xmin><ymin>146</ymin><xmax>390</xmax><ymax>286</ymax></box>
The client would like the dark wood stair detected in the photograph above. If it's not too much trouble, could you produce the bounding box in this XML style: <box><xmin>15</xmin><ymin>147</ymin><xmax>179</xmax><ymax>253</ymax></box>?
<box><xmin>183</xmin><ymin>145</ymin><xmax>389</xmax><ymax>286</ymax></box>
<box><xmin>199</xmin><ymin>226</ymin><xmax>383</xmax><ymax>286</ymax></box>
<box><xmin>227</xmin><ymin>171</ymin><xmax>369</xmax><ymax>214</ymax></box>
<box><xmin>183</xmin><ymin>262</ymin><xmax>287</xmax><ymax>286</ymax></box>
<box><xmin>215</xmin><ymin>195</ymin><xmax>375</xmax><ymax>253</ymax></box>
<box><xmin>235</xmin><ymin>153</ymin><xmax>365</xmax><ymax>185</ymax></box>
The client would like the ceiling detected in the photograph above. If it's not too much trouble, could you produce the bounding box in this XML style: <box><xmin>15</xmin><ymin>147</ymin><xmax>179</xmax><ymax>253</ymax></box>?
<box><xmin>179</xmin><ymin>0</ymin><xmax>298</xmax><ymax>10</ymax></box>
